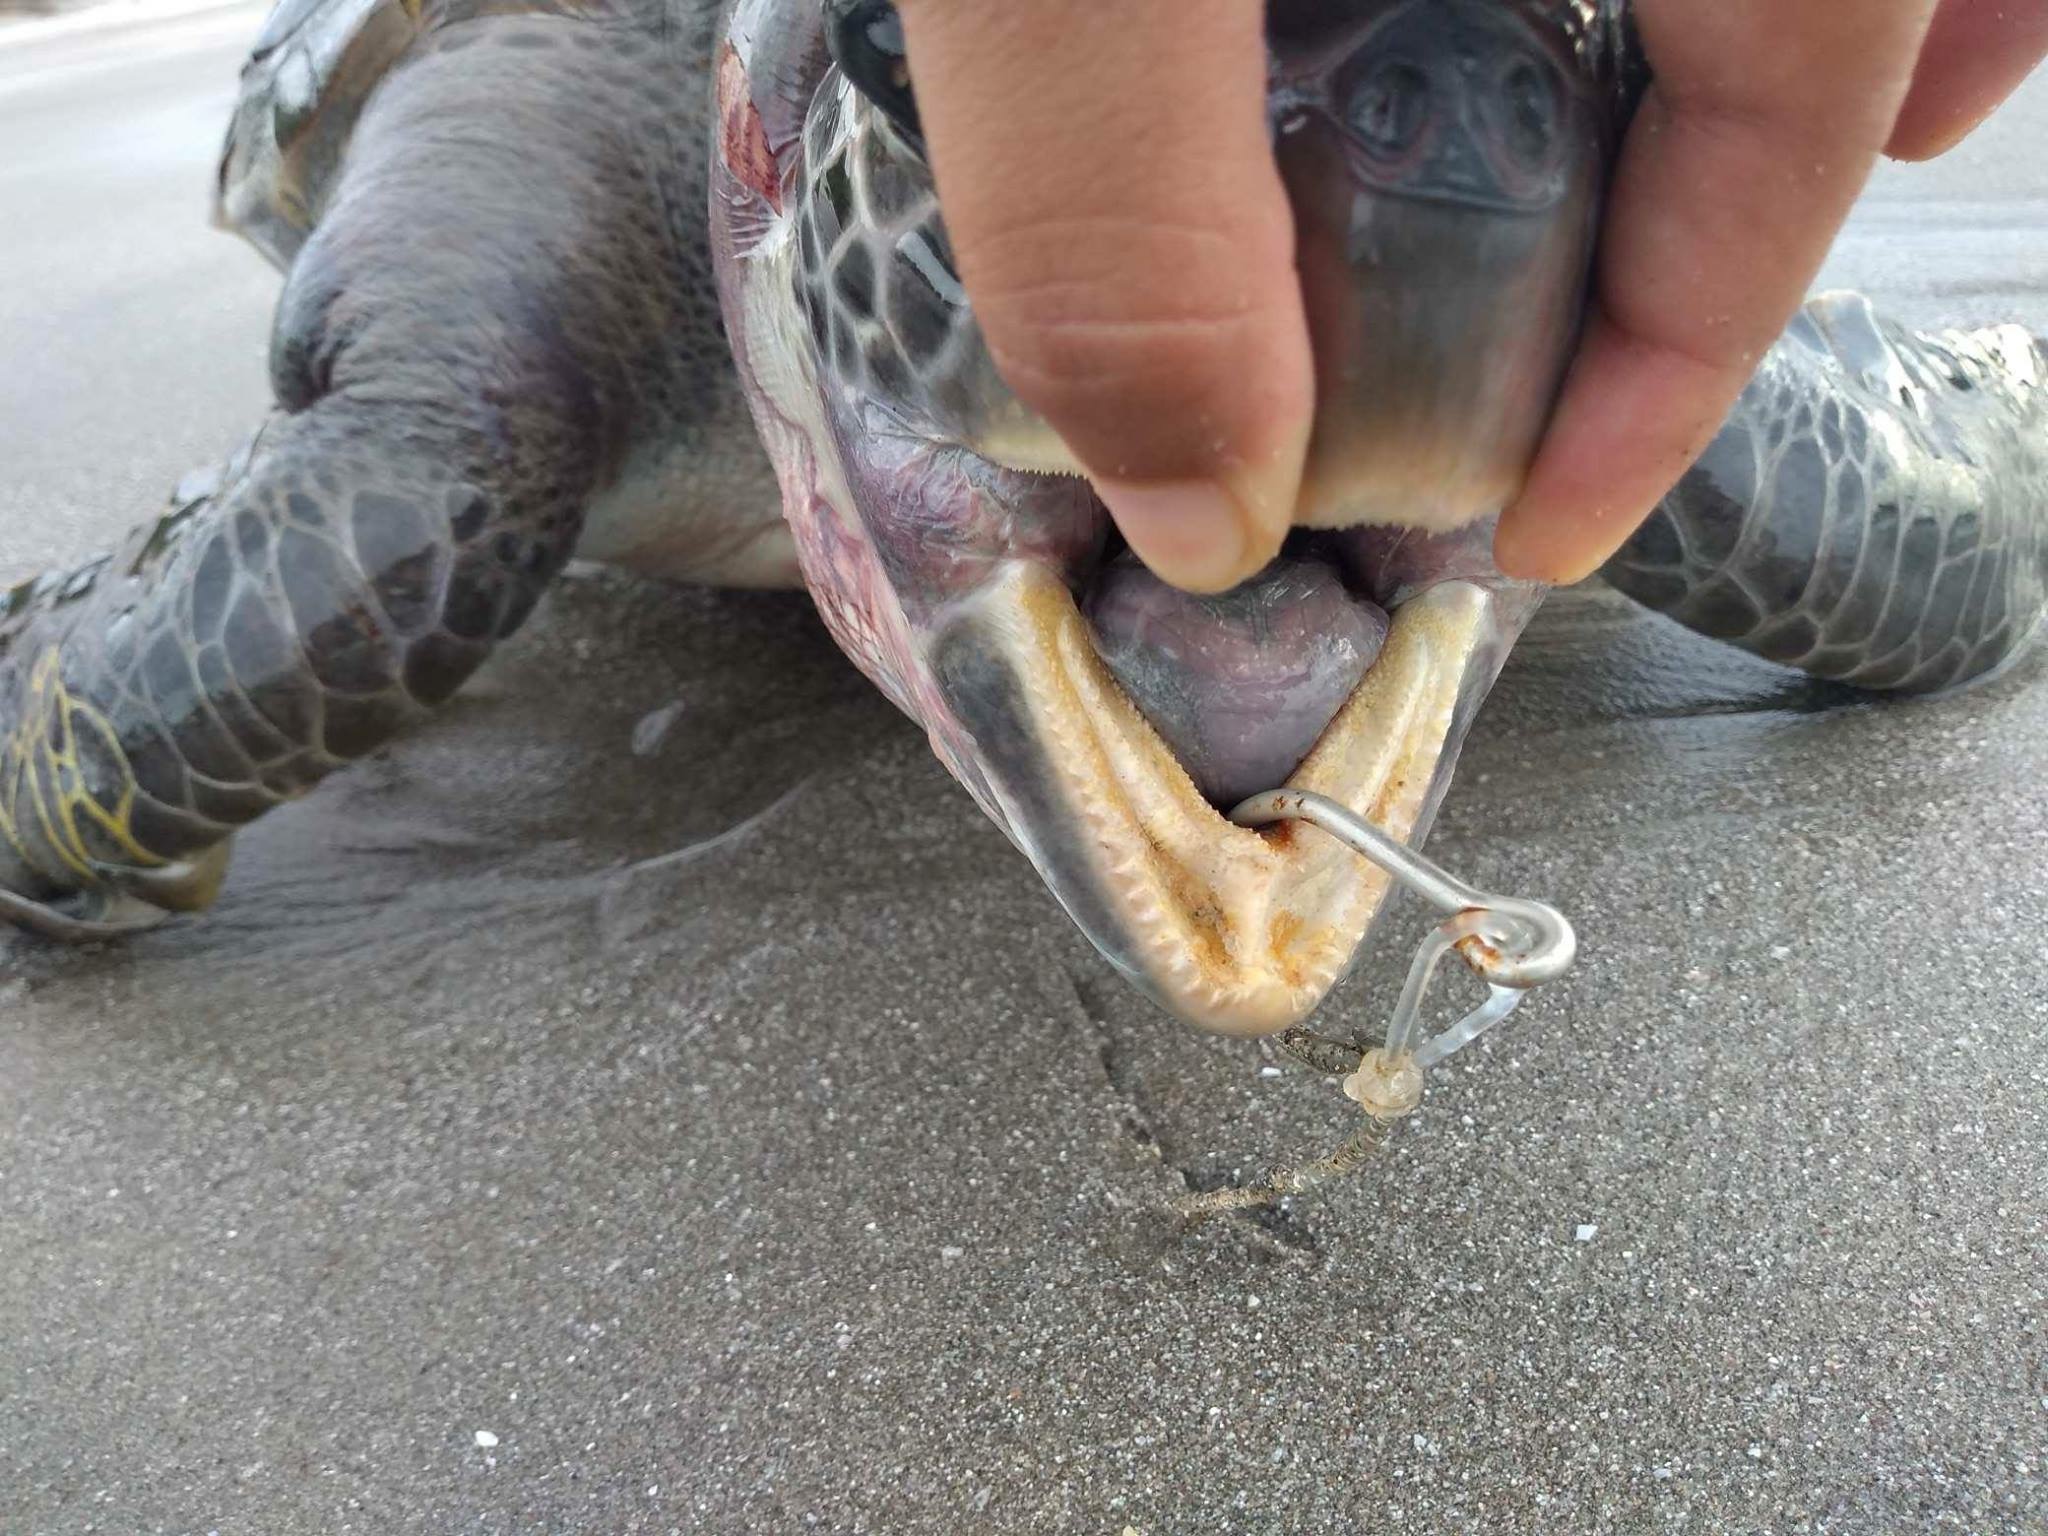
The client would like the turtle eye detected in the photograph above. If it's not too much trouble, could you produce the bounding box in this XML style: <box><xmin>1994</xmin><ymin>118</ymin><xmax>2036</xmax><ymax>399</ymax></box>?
<box><xmin>825</xmin><ymin>0</ymin><xmax>923</xmax><ymax>150</ymax></box>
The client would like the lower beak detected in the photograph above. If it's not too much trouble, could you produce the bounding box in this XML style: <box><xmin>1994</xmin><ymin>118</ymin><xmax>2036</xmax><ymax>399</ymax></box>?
<box><xmin>930</xmin><ymin>561</ymin><xmax>1545</xmax><ymax>1036</ymax></box>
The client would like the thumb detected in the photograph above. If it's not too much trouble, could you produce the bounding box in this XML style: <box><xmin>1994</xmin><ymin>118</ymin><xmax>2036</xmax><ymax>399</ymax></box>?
<box><xmin>895</xmin><ymin>0</ymin><xmax>1313</xmax><ymax>594</ymax></box>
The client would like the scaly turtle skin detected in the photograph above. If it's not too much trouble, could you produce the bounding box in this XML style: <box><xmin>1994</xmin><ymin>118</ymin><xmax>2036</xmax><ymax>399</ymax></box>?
<box><xmin>1</xmin><ymin>0</ymin><xmax>790</xmax><ymax>936</ymax></box>
<box><xmin>2</xmin><ymin>0</ymin><xmax>2043</xmax><ymax>1037</ymax></box>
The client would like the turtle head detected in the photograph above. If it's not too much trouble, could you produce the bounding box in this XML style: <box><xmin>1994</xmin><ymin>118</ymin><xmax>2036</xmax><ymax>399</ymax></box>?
<box><xmin>713</xmin><ymin>0</ymin><xmax>1631</xmax><ymax>1035</ymax></box>
<box><xmin>214</xmin><ymin>0</ymin><xmax>424</xmax><ymax>269</ymax></box>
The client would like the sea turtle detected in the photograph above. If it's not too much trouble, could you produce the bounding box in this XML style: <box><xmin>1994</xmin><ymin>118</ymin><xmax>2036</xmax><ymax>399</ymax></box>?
<box><xmin>2</xmin><ymin>0</ymin><xmax>2042</xmax><ymax>1043</ymax></box>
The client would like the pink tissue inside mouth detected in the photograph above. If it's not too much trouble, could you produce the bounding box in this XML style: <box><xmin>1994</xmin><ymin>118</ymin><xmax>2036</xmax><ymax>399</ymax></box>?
<box><xmin>1085</xmin><ymin>552</ymin><xmax>1391</xmax><ymax>809</ymax></box>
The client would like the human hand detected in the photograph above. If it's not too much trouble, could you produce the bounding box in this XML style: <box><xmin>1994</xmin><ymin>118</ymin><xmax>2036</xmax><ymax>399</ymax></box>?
<box><xmin>1494</xmin><ymin>0</ymin><xmax>2048</xmax><ymax>582</ymax></box>
<box><xmin>892</xmin><ymin>0</ymin><xmax>2048</xmax><ymax>593</ymax></box>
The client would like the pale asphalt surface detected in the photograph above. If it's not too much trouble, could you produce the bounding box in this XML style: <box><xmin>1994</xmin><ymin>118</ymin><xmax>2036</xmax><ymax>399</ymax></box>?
<box><xmin>1</xmin><ymin>8</ymin><xmax>2044</xmax><ymax>1532</ymax></box>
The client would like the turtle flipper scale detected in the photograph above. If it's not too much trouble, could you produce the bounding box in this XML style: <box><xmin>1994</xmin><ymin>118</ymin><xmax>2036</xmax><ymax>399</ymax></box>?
<box><xmin>1600</xmin><ymin>292</ymin><xmax>2048</xmax><ymax>694</ymax></box>
<box><xmin>1</xmin><ymin>16</ymin><xmax>728</xmax><ymax>938</ymax></box>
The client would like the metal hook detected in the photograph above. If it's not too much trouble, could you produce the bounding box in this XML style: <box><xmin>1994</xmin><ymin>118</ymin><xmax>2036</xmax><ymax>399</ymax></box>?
<box><xmin>1229</xmin><ymin>790</ymin><xmax>1577</xmax><ymax>1071</ymax></box>
<box><xmin>1175</xmin><ymin>791</ymin><xmax>1577</xmax><ymax>1225</ymax></box>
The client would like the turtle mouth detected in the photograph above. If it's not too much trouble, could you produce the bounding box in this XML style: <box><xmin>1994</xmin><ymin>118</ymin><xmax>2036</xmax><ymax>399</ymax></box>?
<box><xmin>922</xmin><ymin>499</ymin><xmax>1537</xmax><ymax>1036</ymax></box>
<box><xmin>722</xmin><ymin>207</ymin><xmax>1548</xmax><ymax>1035</ymax></box>
<box><xmin>715</xmin><ymin>101</ymin><xmax>1553</xmax><ymax>1034</ymax></box>
<box><xmin>722</xmin><ymin>202</ymin><xmax>1541</xmax><ymax>1034</ymax></box>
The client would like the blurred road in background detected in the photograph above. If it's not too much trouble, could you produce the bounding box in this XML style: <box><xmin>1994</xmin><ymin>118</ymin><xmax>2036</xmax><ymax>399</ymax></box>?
<box><xmin>0</xmin><ymin>0</ymin><xmax>272</xmax><ymax>583</ymax></box>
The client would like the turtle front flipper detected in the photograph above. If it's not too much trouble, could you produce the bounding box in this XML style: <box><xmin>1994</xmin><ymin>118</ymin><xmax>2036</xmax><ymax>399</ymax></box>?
<box><xmin>0</xmin><ymin>372</ymin><xmax>592</xmax><ymax>938</ymax></box>
<box><xmin>0</xmin><ymin>465</ymin><xmax>252</xmax><ymax>936</ymax></box>
<box><xmin>0</xmin><ymin>18</ymin><xmax>726</xmax><ymax>940</ymax></box>
<box><xmin>1600</xmin><ymin>293</ymin><xmax>2047</xmax><ymax>693</ymax></box>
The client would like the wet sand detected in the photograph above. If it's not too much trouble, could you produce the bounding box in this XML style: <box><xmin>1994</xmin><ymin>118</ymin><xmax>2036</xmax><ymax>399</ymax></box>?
<box><xmin>2</xmin><ymin>11</ymin><xmax>2044</xmax><ymax>1532</ymax></box>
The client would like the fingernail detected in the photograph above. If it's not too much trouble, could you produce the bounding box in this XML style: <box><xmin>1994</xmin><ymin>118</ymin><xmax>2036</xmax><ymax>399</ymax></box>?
<box><xmin>1095</xmin><ymin>478</ymin><xmax>1251</xmax><ymax>594</ymax></box>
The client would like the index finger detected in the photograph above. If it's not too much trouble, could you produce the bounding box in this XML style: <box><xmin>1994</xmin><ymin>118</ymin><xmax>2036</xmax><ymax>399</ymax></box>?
<box><xmin>1493</xmin><ymin>0</ymin><xmax>1940</xmax><ymax>585</ymax></box>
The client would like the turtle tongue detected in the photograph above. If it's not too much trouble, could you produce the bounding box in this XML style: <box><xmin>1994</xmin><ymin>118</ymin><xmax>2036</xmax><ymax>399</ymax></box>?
<box><xmin>1085</xmin><ymin>553</ymin><xmax>1390</xmax><ymax>810</ymax></box>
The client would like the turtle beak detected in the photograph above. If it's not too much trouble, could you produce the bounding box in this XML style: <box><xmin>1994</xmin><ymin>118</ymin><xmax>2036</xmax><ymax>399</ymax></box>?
<box><xmin>929</xmin><ymin>561</ymin><xmax>1542</xmax><ymax>1034</ymax></box>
